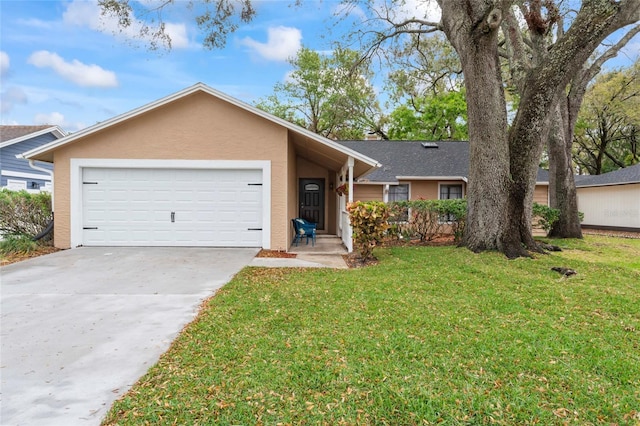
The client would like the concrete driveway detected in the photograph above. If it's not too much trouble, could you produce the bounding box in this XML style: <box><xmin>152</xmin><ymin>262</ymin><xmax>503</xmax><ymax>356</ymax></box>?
<box><xmin>1</xmin><ymin>247</ymin><xmax>258</xmax><ymax>426</ymax></box>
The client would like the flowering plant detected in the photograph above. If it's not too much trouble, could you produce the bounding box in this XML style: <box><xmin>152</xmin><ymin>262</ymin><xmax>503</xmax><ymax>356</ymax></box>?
<box><xmin>336</xmin><ymin>183</ymin><xmax>348</xmax><ymax>196</ymax></box>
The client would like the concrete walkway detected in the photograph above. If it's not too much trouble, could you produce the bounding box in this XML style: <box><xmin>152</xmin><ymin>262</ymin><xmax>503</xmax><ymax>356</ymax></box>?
<box><xmin>250</xmin><ymin>235</ymin><xmax>349</xmax><ymax>268</ymax></box>
<box><xmin>0</xmin><ymin>247</ymin><xmax>258</xmax><ymax>426</ymax></box>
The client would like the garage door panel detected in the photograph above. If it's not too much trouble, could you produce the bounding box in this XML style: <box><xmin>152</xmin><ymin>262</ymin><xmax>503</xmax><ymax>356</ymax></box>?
<box><xmin>82</xmin><ymin>168</ymin><xmax>263</xmax><ymax>247</ymax></box>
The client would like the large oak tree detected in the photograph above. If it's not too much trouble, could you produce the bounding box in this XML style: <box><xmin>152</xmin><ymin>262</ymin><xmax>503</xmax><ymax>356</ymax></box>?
<box><xmin>351</xmin><ymin>1</ymin><xmax>638</xmax><ymax>256</ymax></box>
<box><xmin>100</xmin><ymin>0</ymin><xmax>640</xmax><ymax>257</ymax></box>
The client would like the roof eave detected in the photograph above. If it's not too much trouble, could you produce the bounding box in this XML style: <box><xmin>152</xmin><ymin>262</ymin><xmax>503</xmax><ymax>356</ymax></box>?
<box><xmin>1</xmin><ymin>126</ymin><xmax>66</xmax><ymax>150</ymax></box>
<box><xmin>577</xmin><ymin>181</ymin><xmax>640</xmax><ymax>188</ymax></box>
<box><xmin>20</xmin><ymin>83</ymin><xmax>381</xmax><ymax>169</ymax></box>
<box><xmin>396</xmin><ymin>176</ymin><xmax>469</xmax><ymax>182</ymax></box>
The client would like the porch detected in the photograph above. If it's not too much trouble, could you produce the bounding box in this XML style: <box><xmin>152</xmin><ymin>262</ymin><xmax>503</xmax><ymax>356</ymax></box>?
<box><xmin>288</xmin><ymin>234</ymin><xmax>348</xmax><ymax>268</ymax></box>
<box><xmin>288</xmin><ymin>234</ymin><xmax>348</xmax><ymax>255</ymax></box>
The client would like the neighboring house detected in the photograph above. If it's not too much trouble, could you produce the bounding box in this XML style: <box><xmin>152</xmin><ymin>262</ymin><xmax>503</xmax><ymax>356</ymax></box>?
<box><xmin>1</xmin><ymin>125</ymin><xmax>66</xmax><ymax>192</ymax></box>
<box><xmin>575</xmin><ymin>163</ymin><xmax>640</xmax><ymax>231</ymax></box>
<box><xmin>338</xmin><ymin>140</ymin><xmax>550</xmax><ymax>208</ymax></box>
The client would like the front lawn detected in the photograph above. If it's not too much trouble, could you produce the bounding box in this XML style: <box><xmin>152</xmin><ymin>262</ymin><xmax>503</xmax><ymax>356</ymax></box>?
<box><xmin>104</xmin><ymin>236</ymin><xmax>640</xmax><ymax>425</ymax></box>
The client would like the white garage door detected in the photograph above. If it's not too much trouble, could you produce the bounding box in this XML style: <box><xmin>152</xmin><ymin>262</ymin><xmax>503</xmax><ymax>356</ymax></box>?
<box><xmin>82</xmin><ymin>168</ymin><xmax>263</xmax><ymax>247</ymax></box>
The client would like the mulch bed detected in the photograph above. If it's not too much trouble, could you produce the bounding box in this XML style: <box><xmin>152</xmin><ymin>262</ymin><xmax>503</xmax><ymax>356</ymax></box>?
<box><xmin>382</xmin><ymin>234</ymin><xmax>457</xmax><ymax>247</ymax></box>
<box><xmin>1</xmin><ymin>246</ymin><xmax>61</xmax><ymax>267</ymax></box>
<box><xmin>342</xmin><ymin>253</ymin><xmax>379</xmax><ymax>268</ymax></box>
<box><xmin>582</xmin><ymin>229</ymin><xmax>640</xmax><ymax>239</ymax></box>
<box><xmin>256</xmin><ymin>249</ymin><xmax>297</xmax><ymax>258</ymax></box>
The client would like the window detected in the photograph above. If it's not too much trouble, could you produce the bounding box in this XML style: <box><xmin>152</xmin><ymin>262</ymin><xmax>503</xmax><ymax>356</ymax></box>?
<box><xmin>305</xmin><ymin>183</ymin><xmax>320</xmax><ymax>191</ymax></box>
<box><xmin>6</xmin><ymin>179</ymin><xmax>27</xmax><ymax>191</ymax></box>
<box><xmin>389</xmin><ymin>184</ymin><xmax>409</xmax><ymax>202</ymax></box>
<box><xmin>439</xmin><ymin>184</ymin><xmax>463</xmax><ymax>222</ymax></box>
<box><xmin>440</xmin><ymin>184</ymin><xmax>463</xmax><ymax>200</ymax></box>
<box><xmin>389</xmin><ymin>184</ymin><xmax>409</xmax><ymax>222</ymax></box>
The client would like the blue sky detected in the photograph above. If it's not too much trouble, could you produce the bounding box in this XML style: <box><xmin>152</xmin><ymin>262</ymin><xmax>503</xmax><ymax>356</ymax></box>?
<box><xmin>0</xmin><ymin>0</ymin><xmax>376</xmax><ymax>131</ymax></box>
<box><xmin>1</xmin><ymin>1</ymin><xmax>637</xmax><ymax>133</ymax></box>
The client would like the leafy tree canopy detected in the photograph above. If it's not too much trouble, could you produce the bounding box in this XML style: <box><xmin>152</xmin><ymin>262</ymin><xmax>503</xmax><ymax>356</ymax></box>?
<box><xmin>573</xmin><ymin>60</ymin><xmax>640</xmax><ymax>174</ymax></box>
<box><xmin>255</xmin><ymin>47</ymin><xmax>385</xmax><ymax>140</ymax></box>
<box><xmin>388</xmin><ymin>90</ymin><xmax>468</xmax><ymax>140</ymax></box>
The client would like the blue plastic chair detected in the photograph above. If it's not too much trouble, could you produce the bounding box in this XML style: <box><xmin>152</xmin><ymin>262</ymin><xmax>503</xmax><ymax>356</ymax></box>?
<box><xmin>292</xmin><ymin>218</ymin><xmax>317</xmax><ymax>246</ymax></box>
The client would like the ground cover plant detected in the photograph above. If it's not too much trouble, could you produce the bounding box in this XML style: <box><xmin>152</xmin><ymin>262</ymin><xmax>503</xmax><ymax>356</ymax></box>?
<box><xmin>104</xmin><ymin>236</ymin><xmax>640</xmax><ymax>425</ymax></box>
<box><xmin>0</xmin><ymin>189</ymin><xmax>56</xmax><ymax>265</ymax></box>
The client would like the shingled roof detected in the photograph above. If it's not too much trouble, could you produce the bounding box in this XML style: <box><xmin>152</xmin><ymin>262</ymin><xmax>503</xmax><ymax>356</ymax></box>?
<box><xmin>575</xmin><ymin>163</ymin><xmax>640</xmax><ymax>187</ymax></box>
<box><xmin>339</xmin><ymin>140</ymin><xmax>549</xmax><ymax>184</ymax></box>
<box><xmin>0</xmin><ymin>125</ymin><xmax>53</xmax><ymax>143</ymax></box>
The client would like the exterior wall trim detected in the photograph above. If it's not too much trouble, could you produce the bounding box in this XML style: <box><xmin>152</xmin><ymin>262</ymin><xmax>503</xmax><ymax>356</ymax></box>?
<box><xmin>69</xmin><ymin>158</ymin><xmax>271</xmax><ymax>249</ymax></box>
<box><xmin>577</xmin><ymin>181</ymin><xmax>640</xmax><ymax>188</ymax></box>
<box><xmin>356</xmin><ymin>181</ymin><xmax>397</xmax><ymax>186</ymax></box>
<box><xmin>437</xmin><ymin>181</ymin><xmax>466</xmax><ymax>199</ymax></box>
<box><xmin>581</xmin><ymin>224</ymin><xmax>639</xmax><ymax>232</ymax></box>
<box><xmin>1</xmin><ymin>169</ymin><xmax>52</xmax><ymax>180</ymax></box>
<box><xmin>397</xmin><ymin>176</ymin><xmax>468</xmax><ymax>182</ymax></box>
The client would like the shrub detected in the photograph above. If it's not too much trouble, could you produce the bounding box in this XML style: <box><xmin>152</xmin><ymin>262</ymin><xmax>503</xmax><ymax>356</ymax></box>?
<box><xmin>0</xmin><ymin>189</ymin><xmax>53</xmax><ymax>241</ymax></box>
<box><xmin>532</xmin><ymin>202</ymin><xmax>560</xmax><ymax>234</ymax></box>
<box><xmin>389</xmin><ymin>199</ymin><xmax>467</xmax><ymax>243</ymax></box>
<box><xmin>0</xmin><ymin>234</ymin><xmax>39</xmax><ymax>254</ymax></box>
<box><xmin>347</xmin><ymin>201</ymin><xmax>391</xmax><ymax>261</ymax></box>
<box><xmin>437</xmin><ymin>199</ymin><xmax>467</xmax><ymax>242</ymax></box>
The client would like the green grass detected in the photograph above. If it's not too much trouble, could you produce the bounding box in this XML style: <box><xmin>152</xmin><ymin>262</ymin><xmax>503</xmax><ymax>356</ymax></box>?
<box><xmin>103</xmin><ymin>236</ymin><xmax>640</xmax><ymax>425</ymax></box>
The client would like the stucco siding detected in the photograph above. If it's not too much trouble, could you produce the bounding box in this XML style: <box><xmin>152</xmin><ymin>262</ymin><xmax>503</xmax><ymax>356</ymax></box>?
<box><xmin>577</xmin><ymin>183</ymin><xmax>640</xmax><ymax>229</ymax></box>
<box><xmin>286</xmin><ymin>137</ymin><xmax>298</xmax><ymax>250</ymax></box>
<box><xmin>297</xmin><ymin>157</ymin><xmax>331</xmax><ymax>233</ymax></box>
<box><xmin>52</xmin><ymin>91</ymin><xmax>289</xmax><ymax>249</ymax></box>
<box><xmin>353</xmin><ymin>184</ymin><xmax>383</xmax><ymax>202</ymax></box>
<box><xmin>410</xmin><ymin>181</ymin><xmax>438</xmax><ymax>200</ymax></box>
<box><xmin>533</xmin><ymin>184</ymin><xmax>549</xmax><ymax>206</ymax></box>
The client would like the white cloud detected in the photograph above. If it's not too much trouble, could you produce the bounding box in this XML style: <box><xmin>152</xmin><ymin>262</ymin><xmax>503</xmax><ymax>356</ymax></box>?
<box><xmin>0</xmin><ymin>51</ymin><xmax>9</xmax><ymax>77</ymax></box>
<box><xmin>34</xmin><ymin>111</ymin><xmax>65</xmax><ymax>126</ymax></box>
<box><xmin>27</xmin><ymin>50</ymin><xmax>118</xmax><ymax>88</ymax></box>
<box><xmin>17</xmin><ymin>18</ymin><xmax>54</xmax><ymax>29</ymax></box>
<box><xmin>0</xmin><ymin>86</ymin><xmax>28</xmax><ymax>114</ymax></box>
<box><xmin>63</xmin><ymin>0</ymin><xmax>189</xmax><ymax>49</ymax></box>
<box><xmin>399</xmin><ymin>0</ymin><xmax>441</xmax><ymax>22</ymax></box>
<box><xmin>34</xmin><ymin>111</ymin><xmax>86</xmax><ymax>131</ymax></box>
<box><xmin>334</xmin><ymin>0</ymin><xmax>441</xmax><ymax>23</ymax></box>
<box><xmin>240</xmin><ymin>26</ymin><xmax>302</xmax><ymax>62</ymax></box>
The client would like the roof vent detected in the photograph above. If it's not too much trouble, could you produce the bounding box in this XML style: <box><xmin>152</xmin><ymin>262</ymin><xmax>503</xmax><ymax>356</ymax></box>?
<box><xmin>421</xmin><ymin>142</ymin><xmax>439</xmax><ymax>148</ymax></box>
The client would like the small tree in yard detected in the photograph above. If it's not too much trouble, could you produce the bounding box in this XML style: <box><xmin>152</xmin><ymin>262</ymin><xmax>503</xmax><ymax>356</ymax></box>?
<box><xmin>347</xmin><ymin>201</ymin><xmax>391</xmax><ymax>261</ymax></box>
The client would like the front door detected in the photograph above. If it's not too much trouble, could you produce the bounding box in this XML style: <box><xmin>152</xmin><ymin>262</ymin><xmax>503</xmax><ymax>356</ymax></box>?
<box><xmin>299</xmin><ymin>178</ymin><xmax>325</xmax><ymax>230</ymax></box>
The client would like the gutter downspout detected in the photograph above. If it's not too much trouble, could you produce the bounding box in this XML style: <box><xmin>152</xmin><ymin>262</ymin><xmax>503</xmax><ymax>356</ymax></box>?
<box><xmin>27</xmin><ymin>160</ymin><xmax>54</xmax><ymax>210</ymax></box>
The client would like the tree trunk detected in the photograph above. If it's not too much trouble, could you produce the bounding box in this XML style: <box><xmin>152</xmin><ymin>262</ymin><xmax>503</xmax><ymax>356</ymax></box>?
<box><xmin>437</xmin><ymin>3</ymin><xmax>511</xmax><ymax>253</ymax></box>
<box><xmin>502</xmin><ymin>0</ymin><xmax>638</xmax><ymax>256</ymax></box>
<box><xmin>437</xmin><ymin>0</ymin><xmax>639</xmax><ymax>258</ymax></box>
<box><xmin>548</xmin><ymin>99</ymin><xmax>583</xmax><ymax>238</ymax></box>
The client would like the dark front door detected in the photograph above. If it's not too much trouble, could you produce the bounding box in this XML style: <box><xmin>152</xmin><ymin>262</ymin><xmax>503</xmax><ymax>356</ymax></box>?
<box><xmin>299</xmin><ymin>178</ymin><xmax>325</xmax><ymax>230</ymax></box>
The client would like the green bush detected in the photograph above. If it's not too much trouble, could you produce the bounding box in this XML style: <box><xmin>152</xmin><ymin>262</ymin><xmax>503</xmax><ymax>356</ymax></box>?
<box><xmin>0</xmin><ymin>189</ymin><xmax>53</xmax><ymax>241</ymax></box>
<box><xmin>347</xmin><ymin>201</ymin><xmax>391</xmax><ymax>261</ymax></box>
<box><xmin>532</xmin><ymin>202</ymin><xmax>560</xmax><ymax>234</ymax></box>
